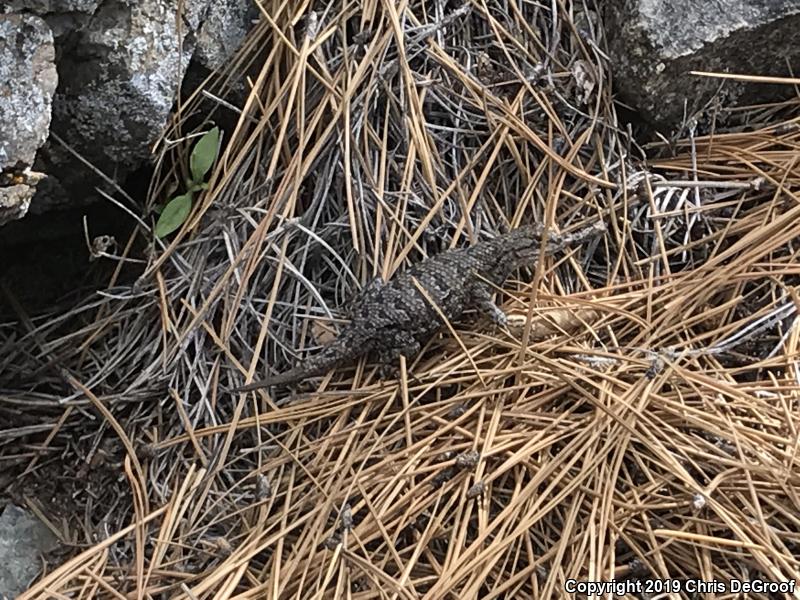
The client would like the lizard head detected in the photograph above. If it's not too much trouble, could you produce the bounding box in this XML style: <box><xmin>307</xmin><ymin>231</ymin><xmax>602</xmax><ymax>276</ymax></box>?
<box><xmin>475</xmin><ymin>221</ymin><xmax>605</xmax><ymax>284</ymax></box>
<box><xmin>498</xmin><ymin>221</ymin><xmax>606</xmax><ymax>269</ymax></box>
<box><xmin>469</xmin><ymin>224</ymin><xmax>547</xmax><ymax>286</ymax></box>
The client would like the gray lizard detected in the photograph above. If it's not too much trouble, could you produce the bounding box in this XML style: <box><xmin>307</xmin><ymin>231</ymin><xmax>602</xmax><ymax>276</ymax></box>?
<box><xmin>234</xmin><ymin>221</ymin><xmax>605</xmax><ymax>391</ymax></box>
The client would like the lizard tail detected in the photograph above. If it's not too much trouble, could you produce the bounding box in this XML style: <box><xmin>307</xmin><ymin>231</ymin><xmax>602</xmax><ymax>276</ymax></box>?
<box><xmin>233</xmin><ymin>331</ymin><xmax>365</xmax><ymax>392</ymax></box>
<box><xmin>232</xmin><ymin>366</ymin><xmax>312</xmax><ymax>392</ymax></box>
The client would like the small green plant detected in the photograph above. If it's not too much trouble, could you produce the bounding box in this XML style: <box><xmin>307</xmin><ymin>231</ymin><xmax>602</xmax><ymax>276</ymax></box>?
<box><xmin>155</xmin><ymin>126</ymin><xmax>221</xmax><ymax>238</ymax></box>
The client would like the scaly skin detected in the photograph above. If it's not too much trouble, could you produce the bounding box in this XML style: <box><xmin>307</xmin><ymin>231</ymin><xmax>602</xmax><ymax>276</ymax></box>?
<box><xmin>234</xmin><ymin>221</ymin><xmax>604</xmax><ymax>391</ymax></box>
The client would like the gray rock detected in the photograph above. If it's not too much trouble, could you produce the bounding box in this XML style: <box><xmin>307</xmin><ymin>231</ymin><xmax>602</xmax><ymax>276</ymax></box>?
<box><xmin>194</xmin><ymin>1</ymin><xmax>260</xmax><ymax>72</ymax></box>
<box><xmin>3</xmin><ymin>2</ymin><xmax>100</xmax><ymax>38</ymax></box>
<box><xmin>1</xmin><ymin>181</ymin><xmax>37</xmax><ymax>226</ymax></box>
<box><xmin>3</xmin><ymin>1</ymin><xmax>100</xmax><ymax>14</ymax></box>
<box><xmin>0</xmin><ymin>504</ymin><xmax>59</xmax><ymax>598</ymax></box>
<box><xmin>0</xmin><ymin>13</ymin><xmax>56</xmax><ymax>222</ymax></box>
<box><xmin>46</xmin><ymin>0</ymin><xmax>210</xmax><ymax>196</ymax></box>
<box><xmin>37</xmin><ymin>0</ymin><xmax>255</xmax><ymax>209</ymax></box>
<box><xmin>607</xmin><ymin>0</ymin><xmax>800</xmax><ymax>129</ymax></box>
<box><xmin>1</xmin><ymin>0</ymin><xmax>256</xmax><ymax>218</ymax></box>
<box><xmin>0</xmin><ymin>14</ymin><xmax>57</xmax><ymax>170</ymax></box>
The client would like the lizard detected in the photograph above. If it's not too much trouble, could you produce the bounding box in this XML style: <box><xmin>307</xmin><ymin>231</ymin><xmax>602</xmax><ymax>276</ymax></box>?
<box><xmin>233</xmin><ymin>221</ymin><xmax>606</xmax><ymax>392</ymax></box>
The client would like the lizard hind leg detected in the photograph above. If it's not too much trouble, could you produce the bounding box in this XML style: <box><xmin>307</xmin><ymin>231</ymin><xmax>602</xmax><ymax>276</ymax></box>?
<box><xmin>345</xmin><ymin>276</ymin><xmax>385</xmax><ymax>319</ymax></box>
<box><xmin>376</xmin><ymin>333</ymin><xmax>422</xmax><ymax>380</ymax></box>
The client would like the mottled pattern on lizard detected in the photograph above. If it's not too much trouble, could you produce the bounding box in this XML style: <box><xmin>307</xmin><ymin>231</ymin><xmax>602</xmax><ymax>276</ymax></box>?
<box><xmin>234</xmin><ymin>222</ymin><xmax>605</xmax><ymax>391</ymax></box>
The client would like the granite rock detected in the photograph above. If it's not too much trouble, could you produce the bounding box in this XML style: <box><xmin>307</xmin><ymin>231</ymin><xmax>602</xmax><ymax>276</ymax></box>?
<box><xmin>607</xmin><ymin>0</ymin><xmax>800</xmax><ymax>129</ymax></box>
<box><xmin>0</xmin><ymin>13</ymin><xmax>56</xmax><ymax>222</ymax></box>
<box><xmin>0</xmin><ymin>504</ymin><xmax>59</xmax><ymax>598</ymax></box>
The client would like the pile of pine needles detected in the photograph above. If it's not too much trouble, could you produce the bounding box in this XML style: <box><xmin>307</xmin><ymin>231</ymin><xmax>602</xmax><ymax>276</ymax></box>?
<box><xmin>3</xmin><ymin>0</ymin><xmax>800</xmax><ymax>597</ymax></box>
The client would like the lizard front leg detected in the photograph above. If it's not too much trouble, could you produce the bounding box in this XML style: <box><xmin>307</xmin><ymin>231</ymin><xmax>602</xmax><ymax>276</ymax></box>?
<box><xmin>471</xmin><ymin>284</ymin><xmax>508</xmax><ymax>327</ymax></box>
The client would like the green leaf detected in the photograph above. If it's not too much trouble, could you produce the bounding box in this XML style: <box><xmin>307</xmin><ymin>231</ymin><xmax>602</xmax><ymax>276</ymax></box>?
<box><xmin>187</xmin><ymin>181</ymin><xmax>210</xmax><ymax>193</ymax></box>
<box><xmin>190</xmin><ymin>126</ymin><xmax>220</xmax><ymax>183</ymax></box>
<box><xmin>155</xmin><ymin>193</ymin><xmax>192</xmax><ymax>238</ymax></box>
